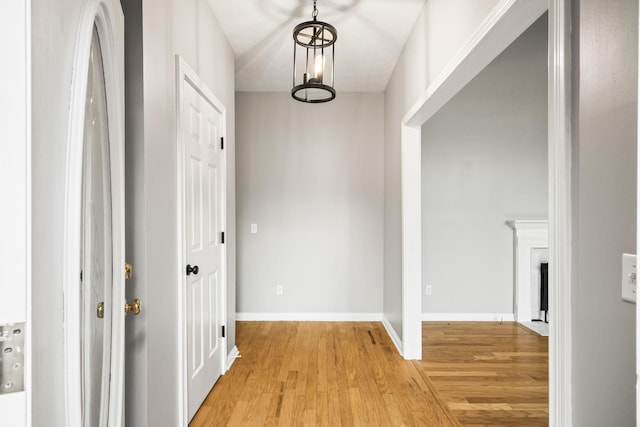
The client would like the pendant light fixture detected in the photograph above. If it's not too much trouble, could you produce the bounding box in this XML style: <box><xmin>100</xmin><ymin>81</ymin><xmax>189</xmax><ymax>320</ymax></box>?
<box><xmin>292</xmin><ymin>0</ymin><xmax>337</xmax><ymax>103</ymax></box>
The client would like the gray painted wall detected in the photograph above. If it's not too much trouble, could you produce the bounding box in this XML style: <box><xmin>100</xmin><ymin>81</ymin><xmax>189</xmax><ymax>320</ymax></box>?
<box><xmin>128</xmin><ymin>1</ymin><xmax>237</xmax><ymax>425</ymax></box>
<box><xmin>572</xmin><ymin>0</ymin><xmax>637</xmax><ymax>424</ymax></box>
<box><xmin>383</xmin><ymin>0</ymin><xmax>501</xmax><ymax>337</ymax></box>
<box><xmin>421</xmin><ymin>16</ymin><xmax>548</xmax><ymax>315</ymax></box>
<box><xmin>120</xmin><ymin>1</ymin><xmax>148</xmax><ymax>426</ymax></box>
<box><xmin>235</xmin><ymin>92</ymin><xmax>384</xmax><ymax>315</ymax></box>
<box><xmin>32</xmin><ymin>0</ymin><xmax>236</xmax><ymax>424</ymax></box>
<box><xmin>31</xmin><ymin>0</ymin><xmax>233</xmax><ymax>424</ymax></box>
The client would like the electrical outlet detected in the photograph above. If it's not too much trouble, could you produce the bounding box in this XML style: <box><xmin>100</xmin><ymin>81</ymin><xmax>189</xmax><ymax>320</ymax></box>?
<box><xmin>425</xmin><ymin>285</ymin><xmax>432</xmax><ymax>296</ymax></box>
<box><xmin>276</xmin><ymin>284</ymin><xmax>284</xmax><ymax>295</ymax></box>
<box><xmin>622</xmin><ymin>254</ymin><xmax>636</xmax><ymax>303</ymax></box>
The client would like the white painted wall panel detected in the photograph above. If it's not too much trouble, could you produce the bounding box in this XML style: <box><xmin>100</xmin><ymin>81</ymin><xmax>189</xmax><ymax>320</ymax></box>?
<box><xmin>0</xmin><ymin>1</ymin><xmax>29</xmax><ymax>326</ymax></box>
<box><xmin>134</xmin><ymin>1</ymin><xmax>237</xmax><ymax>425</ymax></box>
<box><xmin>0</xmin><ymin>1</ymin><xmax>29</xmax><ymax>425</ymax></box>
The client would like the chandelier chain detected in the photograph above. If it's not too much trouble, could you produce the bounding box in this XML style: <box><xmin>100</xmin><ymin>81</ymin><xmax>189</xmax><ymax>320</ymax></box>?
<box><xmin>312</xmin><ymin>0</ymin><xmax>318</xmax><ymax>19</ymax></box>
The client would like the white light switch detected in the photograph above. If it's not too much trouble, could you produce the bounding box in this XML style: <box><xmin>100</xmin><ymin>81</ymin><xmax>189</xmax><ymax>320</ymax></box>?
<box><xmin>250</xmin><ymin>223</ymin><xmax>258</xmax><ymax>234</ymax></box>
<box><xmin>622</xmin><ymin>253</ymin><xmax>636</xmax><ymax>303</ymax></box>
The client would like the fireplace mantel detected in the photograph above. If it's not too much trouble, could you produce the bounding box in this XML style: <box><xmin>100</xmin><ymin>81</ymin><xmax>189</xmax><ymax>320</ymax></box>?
<box><xmin>506</xmin><ymin>219</ymin><xmax>549</xmax><ymax>231</ymax></box>
<box><xmin>506</xmin><ymin>220</ymin><xmax>549</xmax><ymax>322</ymax></box>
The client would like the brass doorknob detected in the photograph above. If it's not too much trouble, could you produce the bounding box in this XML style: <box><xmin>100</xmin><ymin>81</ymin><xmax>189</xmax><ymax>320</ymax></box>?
<box><xmin>125</xmin><ymin>299</ymin><xmax>142</xmax><ymax>315</ymax></box>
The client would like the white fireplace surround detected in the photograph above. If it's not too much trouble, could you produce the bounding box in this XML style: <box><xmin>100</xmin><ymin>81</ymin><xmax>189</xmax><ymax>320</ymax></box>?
<box><xmin>506</xmin><ymin>220</ymin><xmax>549</xmax><ymax>322</ymax></box>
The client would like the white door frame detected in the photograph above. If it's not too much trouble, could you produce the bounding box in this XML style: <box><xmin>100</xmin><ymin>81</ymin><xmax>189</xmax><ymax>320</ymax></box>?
<box><xmin>63</xmin><ymin>1</ymin><xmax>125</xmax><ymax>425</ymax></box>
<box><xmin>0</xmin><ymin>1</ymin><xmax>31</xmax><ymax>425</ymax></box>
<box><xmin>400</xmin><ymin>0</ymin><xmax>572</xmax><ymax>425</ymax></box>
<box><xmin>176</xmin><ymin>56</ymin><xmax>228</xmax><ymax>426</ymax></box>
<box><xmin>636</xmin><ymin>1</ymin><xmax>640</xmax><ymax>422</ymax></box>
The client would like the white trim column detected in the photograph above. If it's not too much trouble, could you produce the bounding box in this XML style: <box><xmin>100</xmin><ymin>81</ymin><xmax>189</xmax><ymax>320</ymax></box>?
<box><xmin>0</xmin><ymin>1</ymin><xmax>31</xmax><ymax>425</ymax></box>
<box><xmin>548</xmin><ymin>1</ymin><xmax>573</xmax><ymax>425</ymax></box>
<box><xmin>401</xmin><ymin>125</ymin><xmax>422</xmax><ymax>360</ymax></box>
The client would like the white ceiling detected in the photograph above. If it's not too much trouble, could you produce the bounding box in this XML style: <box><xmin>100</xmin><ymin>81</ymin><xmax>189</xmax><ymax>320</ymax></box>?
<box><xmin>207</xmin><ymin>0</ymin><xmax>427</xmax><ymax>92</ymax></box>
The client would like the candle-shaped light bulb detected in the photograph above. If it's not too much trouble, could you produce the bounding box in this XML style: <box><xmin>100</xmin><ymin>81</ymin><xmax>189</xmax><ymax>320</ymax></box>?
<box><xmin>314</xmin><ymin>54</ymin><xmax>325</xmax><ymax>82</ymax></box>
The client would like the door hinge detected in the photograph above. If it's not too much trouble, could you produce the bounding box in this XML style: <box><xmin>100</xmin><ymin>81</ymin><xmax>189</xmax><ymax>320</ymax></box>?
<box><xmin>221</xmin><ymin>232</ymin><xmax>225</xmax><ymax>244</ymax></box>
<box><xmin>221</xmin><ymin>137</ymin><xmax>224</xmax><ymax>150</ymax></box>
<box><xmin>0</xmin><ymin>322</ymin><xmax>25</xmax><ymax>395</ymax></box>
<box><xmin>222</xmin><ymin>325</ymin><xmax>226</xmax><ymax>338</ymax></box>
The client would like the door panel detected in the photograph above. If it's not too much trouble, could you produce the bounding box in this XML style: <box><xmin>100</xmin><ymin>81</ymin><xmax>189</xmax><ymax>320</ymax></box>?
<box><xmin>81</xmin><ymin>27</ymin><xmax>113</xmax><ymax>427</ymax></box>
<box><xmin>207</xmin><ymin>162</ymin><xmax>218</xmax><ymax>247</ymax></box>
<box><xmin>183</xmin><ymin>78</ymin><xmax>224</xmax><ymax>420</ymax></box>
<box><xmin>60</xmin><ymin>3</ymin><xmax>126</xmax><ymax>427</ymax></box>
<box><xmin>207</xmin><ymin>272</ymin><xmax>220</xmax><ymax>357</ymax></box>
<box><xmin>189</xmin><ymin>156</ymin><xmax>203</xmax><ymax>251</ymax></box>
<box><xmin>190</xmin><ymin>278</ymin><xmax>204</xmax><ymax>376</ymax></box>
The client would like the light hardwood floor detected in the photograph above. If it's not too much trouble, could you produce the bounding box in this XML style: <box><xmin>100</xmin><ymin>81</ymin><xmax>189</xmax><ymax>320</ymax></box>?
<box><xmin>420</xmin><ymin>322</ymin><xmax>548</xmax><ymax>426</ymax></box>
<box><xmin>190</xmin><ymin>321</ymin><xmax>548</xmax><ymax>427</ymax></box>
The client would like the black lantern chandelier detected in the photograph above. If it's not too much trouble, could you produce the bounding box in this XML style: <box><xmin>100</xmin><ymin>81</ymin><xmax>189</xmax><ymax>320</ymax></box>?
<box><xmin>292</xmin><ymin>0</ymin><xmax>337</xmax><ymax>103</ymax></box>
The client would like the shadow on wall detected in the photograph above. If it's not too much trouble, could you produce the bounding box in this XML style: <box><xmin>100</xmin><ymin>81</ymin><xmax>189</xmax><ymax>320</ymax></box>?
<box><xmin>235</xmin><ymin>0</ymin><xmax>362</xmax><ymax>72</ymax></box>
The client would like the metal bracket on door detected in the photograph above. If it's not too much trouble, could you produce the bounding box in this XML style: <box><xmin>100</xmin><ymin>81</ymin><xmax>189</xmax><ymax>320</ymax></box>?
<box><xmin>0</xmin><ymin>322</ymin><xmax>25</xmax><ymax>395</ymax></box>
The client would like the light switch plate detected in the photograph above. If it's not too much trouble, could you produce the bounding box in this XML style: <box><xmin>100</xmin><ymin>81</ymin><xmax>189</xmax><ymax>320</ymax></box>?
<box><xmin>250</xmin><ymin>224</ymin><xmax>258</xmax><ymax>234</ymax></box>
<box><xmin>621</xmin><ymin>253</ymin><xmax>636</xmax><ymax>303</ymax></box>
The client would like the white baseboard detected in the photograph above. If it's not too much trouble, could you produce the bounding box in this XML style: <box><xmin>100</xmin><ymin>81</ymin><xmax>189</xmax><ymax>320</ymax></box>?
<box><xmin>381</xmin><ymin>315</ymin><xmax>403</xmax><ymax>356</ymax></box>
<box><xmin>421</xmin><ymin>313</ymin><xmax>515</xmax><ymax>322</ymax></box>
<box><xmin>225</xmin><ymin>345</ymin><xmax>240</xmax><ymax>372</ymax></box>
<box><xmin>236</xmin><ymin>312</ymin><xmax>383</xmax><ymax>322</ymax></box>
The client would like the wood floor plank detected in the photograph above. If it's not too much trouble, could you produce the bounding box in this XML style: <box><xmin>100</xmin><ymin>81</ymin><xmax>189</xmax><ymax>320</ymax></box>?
<box><xmin>421</xmin><ymin>322</ymin><xmax>548</xmax><ymax>427</ymax></box>
<box><xmin>189</xmin><ymin>321</ymin><xmax>548</xmax><ymax>427</ymax></box>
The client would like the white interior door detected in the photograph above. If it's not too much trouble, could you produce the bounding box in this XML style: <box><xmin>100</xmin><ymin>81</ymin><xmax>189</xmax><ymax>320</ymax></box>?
<box><xmin>64</xmin><ymin>3</ymin><xmax>126</xmax><ymax>426</ymax></box>
<box><xmin>80</xmin><ymin>27</ymin><xmax>116</xmax><ymax>427</ymax></box>
<box><xmin>637</xmin><ymin>3</ymin><xmax>640</xmax><ymax>422</ymax></box>
<box><xmin>181</xmin><ymin>70</ymin><xmax>226</xmax><ymax>420</ymax></box>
